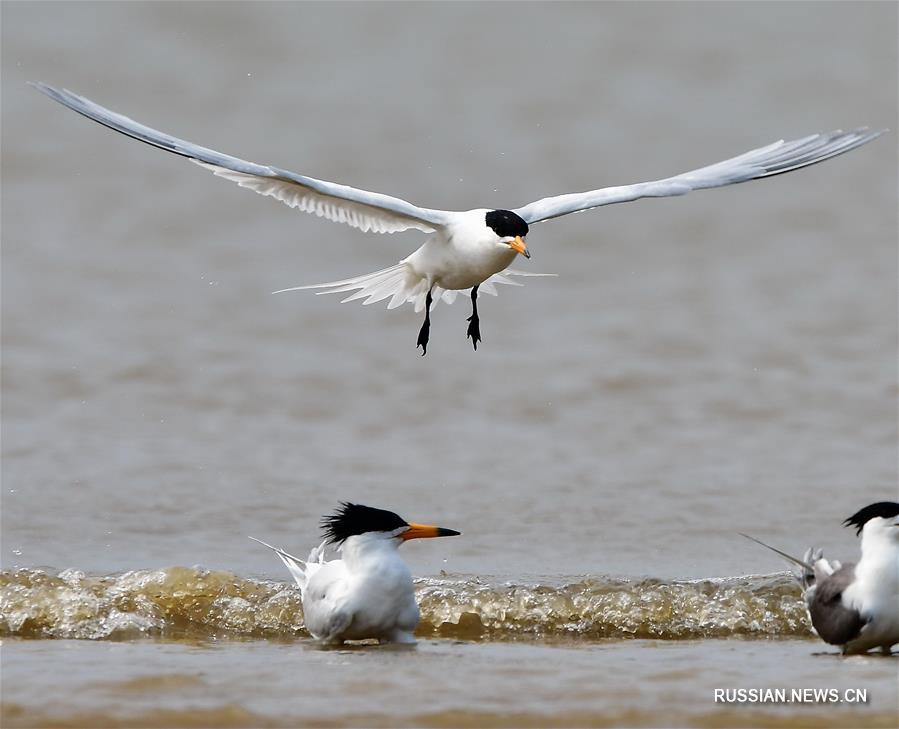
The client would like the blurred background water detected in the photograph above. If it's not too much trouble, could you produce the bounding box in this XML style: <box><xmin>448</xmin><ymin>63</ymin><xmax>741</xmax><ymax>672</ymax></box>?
<box><xmin>2</xmin><ymin>2</ymin><xmax>896</xmax><ymax>726</ymax></box>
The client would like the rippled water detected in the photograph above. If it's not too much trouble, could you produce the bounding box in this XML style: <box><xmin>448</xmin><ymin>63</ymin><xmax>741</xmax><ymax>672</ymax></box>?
<box><xmin>3</xmin><ymin>1</ymin><xmax>897</xmax><ymax>727</ymax></box>
<box><xmin>1</xmin><ymin>567</ymin><xmax>810</xmax><ymax>641</ymax></box>
<box><xmin>3</xmin><ymin>566</ymin><xmax>898</xmax><ymax>728</ymax></box>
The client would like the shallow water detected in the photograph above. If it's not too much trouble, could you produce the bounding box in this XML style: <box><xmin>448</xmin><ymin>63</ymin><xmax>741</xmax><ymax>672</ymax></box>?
<box><xmin>3</xmin><ymin>636</ymin><xmax>898</xmax><ymax>729</ymax></box>
<box><xmin>2</xmin><ymin>1</ymin><xmax>898</xmax><ymax>726</ymax></box>
<box><xmin>1</xmin><ymin>567</ymin><xmax>812</xmax><ymax>641</ymax></box>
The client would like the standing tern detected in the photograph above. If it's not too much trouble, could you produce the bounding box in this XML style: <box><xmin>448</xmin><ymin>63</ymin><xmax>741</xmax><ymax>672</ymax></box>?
<box><xmin>32</xmin><ymin>83</ymin><xmax>884</xmax><ymax>354</ymax></box>
<box><xmin>742</xmin><ymin>501</ymin><xmax>899</xmax><ymax>655</ymax></box>
<box><xmin>251</xmin><ymin>502</ymin><xmax>459</xmax><ymax>644</ymax></box>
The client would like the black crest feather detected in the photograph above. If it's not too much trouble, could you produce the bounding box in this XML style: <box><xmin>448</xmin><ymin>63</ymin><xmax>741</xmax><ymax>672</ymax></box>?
<box><xmin>842</xmin><ymin>501</ymin><xmax>899</xmax><ymax>536</ymax></box>
<box><xmin>321</xmin><ymin>502</ymin><xmax>407</xmax><ymax>544</ymax></box>
<box><xmin>485</xmin><ymin>209</ymin><xmax>528</xmax><ymax>238</ymax></box>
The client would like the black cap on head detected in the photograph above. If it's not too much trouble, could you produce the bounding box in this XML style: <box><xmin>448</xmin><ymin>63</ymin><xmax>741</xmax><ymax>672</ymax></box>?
<box><xmin>842</xmin><ymin>501</ymin><xmax>899</xmax><ymax>536</ymax></box>
<box><xmin>321</xmin><ymin>502</ymin><xmax>407</xmax><ymax>544</ymax></box>
<box><xmin>486</xmin><ymin>209</ymin><xmax>528</xmax><ymax>238</ymax></box>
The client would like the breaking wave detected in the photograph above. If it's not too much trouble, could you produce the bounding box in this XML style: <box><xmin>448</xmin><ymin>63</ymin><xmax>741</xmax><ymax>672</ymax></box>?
<box><xmin>0</xmin><ymin>567</ymin><xmax>812</xmax><ymax>641</ymax></box>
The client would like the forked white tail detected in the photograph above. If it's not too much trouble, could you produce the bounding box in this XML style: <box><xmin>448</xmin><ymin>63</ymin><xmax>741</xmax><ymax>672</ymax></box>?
<box><xmin>274</xmin><ymin>264</ymin><xmax>555</xmax><ymax>313</ymax></box>
<box><xmin>249</xmin><ymin>536</ymin><xmax>327</xmax><ymax>593</ymax></box>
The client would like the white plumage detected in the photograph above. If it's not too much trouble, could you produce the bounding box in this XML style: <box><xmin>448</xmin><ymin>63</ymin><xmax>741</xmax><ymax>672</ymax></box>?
<box><xmin>32</xmin><ymin>82</ymin><xmax>884</xmax><ymax>352</ymax></box>
<box><xmin>743</xmin><ymin>502</ymin><xmax>899</xmax><ymax>655</ymax></box>
<box><xmin>816</xmin><ymin>514</ymin><xmax>899</xmax><ymax>654</ymax></box>
<box><xmin>251</xmin><ymin>503</ymin><xmax>459</xmax><ymax>644</ymax></box>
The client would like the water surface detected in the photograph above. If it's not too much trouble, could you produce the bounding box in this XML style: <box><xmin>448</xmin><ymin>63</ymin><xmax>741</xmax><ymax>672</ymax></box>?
<box><xmin>2</xmin><ymin>2</ymin><xmax>897</xmax><ymax>726</ymax></box>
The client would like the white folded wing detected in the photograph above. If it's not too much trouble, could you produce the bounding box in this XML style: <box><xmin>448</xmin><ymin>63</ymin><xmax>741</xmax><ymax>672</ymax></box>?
<box><xmin>31</xmin><ymin>82</ymin><xmax>451</xmax><ymax>235</ymax></box>
<box><xmin>513</xmin><ymin>128</ymin><xmax>884</xmax><ymax>224</ymax></box>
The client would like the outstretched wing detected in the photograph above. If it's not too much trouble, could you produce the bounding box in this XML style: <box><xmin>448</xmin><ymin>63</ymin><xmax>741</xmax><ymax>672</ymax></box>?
<box><xmin>513</xmin><ymin>128</ymin><xmax>884</xmax><ymax>225</ymax></box>
<box><xmin>31</xmin><ymin>83</ymin><xmax>451</xmax><ymax>234</ymax></box>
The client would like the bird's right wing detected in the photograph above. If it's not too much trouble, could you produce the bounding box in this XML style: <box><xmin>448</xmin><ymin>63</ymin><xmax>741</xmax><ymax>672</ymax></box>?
<box><xmin>31</xmin><ymin>83</ymin><xmax>452</xmax><ymax>235</ymax></box>
<box><xmin>513</xmin><ymin>128</ymin><xmax>884</xmax><ymax>225</ymax></box>
<box><xmin>302</xmin><ymin>561</ymin><xmax>354</xmax><ymax>642</ymax></box>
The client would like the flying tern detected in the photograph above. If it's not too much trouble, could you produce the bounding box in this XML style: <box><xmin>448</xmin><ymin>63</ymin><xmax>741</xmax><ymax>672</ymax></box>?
<box><xmin>32</xmin><ymin>83</ymin><xmax>884</xmax><ymax>354</ymax></box>
<box><xmin>742</xmin><ymin>501</ymin><xmax>899</xmax><ymax>655</ymax></box>
<box><xmin>251</xmin><ymin>502</ymin><xmax>459</xmax><ymax>644</ymax></box>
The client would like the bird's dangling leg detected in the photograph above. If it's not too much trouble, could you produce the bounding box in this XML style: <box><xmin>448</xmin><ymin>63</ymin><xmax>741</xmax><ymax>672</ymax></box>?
<box><xmin>466</xmin><ymin>285</ymin><xmax>481</xmax><ymax>351</ymax></box>
<box><xmin>417</xmin><ymin>289</ymin><xmax>433</xmax><ymax>356</ymax></box>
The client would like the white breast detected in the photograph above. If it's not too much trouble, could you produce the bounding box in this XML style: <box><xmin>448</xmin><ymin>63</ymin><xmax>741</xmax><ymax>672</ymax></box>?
<box><xmin>404</xmin><ymin>210</ymin><xmax>517</xmax><ymax>291</ymax></box>
<box><xmin>842</xmin><ymin>533</ymin><xmax>899</xmax><ymax>651</ymax></box>
<box><xmin>303</xmin><ymin>534</ymin><xmax>420</xmax><ymax>643</ymax></box>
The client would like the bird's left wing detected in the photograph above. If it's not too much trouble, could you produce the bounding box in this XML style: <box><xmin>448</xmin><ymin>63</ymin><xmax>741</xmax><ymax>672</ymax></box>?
<box><xmin>512</xmin><ymin>128</ymin><xmax>884</xmax><ymax>225</ymax></box>
<box><xmin>31</xmin><ymin>83</ymin><xmax>451</xmax><ymax>234</ymax></box>
<box><xmin>807</xmin><ymin>562</ymin><xmax>867</xmax><ymax>646</ymax></box>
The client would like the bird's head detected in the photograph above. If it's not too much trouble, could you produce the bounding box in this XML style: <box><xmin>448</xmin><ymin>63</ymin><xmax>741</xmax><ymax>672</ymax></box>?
<box><xmin>843</xmin><ymin>501</ymin><xmax>899</xmax><ymax>541</ymax></box>
<box><xmin>486</xmin><ymin>210</ymin><xmax>530</xmax><ymax>259</ymax></box>
<box><xmin>321</xmin><ymin>502</ymin><xmax>461</xmax><ymax>546</ymax></box>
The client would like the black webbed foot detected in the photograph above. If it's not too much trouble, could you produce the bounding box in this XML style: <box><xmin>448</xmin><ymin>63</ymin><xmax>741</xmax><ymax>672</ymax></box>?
<box><xmin>417</xmin><ymin>289</ymin><xmax>433</xmax><ymax>356</ymax></box>
<box><xmin>466</xmin><ymin>314</ymin><xmax>481</xmax><ymax>350</ymax></box>
<box><xmin>417</xmin><ymin>320</ymin><xmax>430</xmax><ymax>356</ymax></box>
<box><xmin>466</xmin><ymin>285</ymin><xmax>481</xmax><ymax>351</ymax></box>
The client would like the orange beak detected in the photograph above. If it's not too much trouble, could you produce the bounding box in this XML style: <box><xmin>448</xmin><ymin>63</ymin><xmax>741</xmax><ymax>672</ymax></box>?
<box><xmin>400</xmin><ymin>522</ymin><xmax>461</xmax><ymax>541</ymax></box>
<box><xmin>508</xmin><ymin>236</ymin><xmax>530</xmax><ymax>259</ymax></box>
